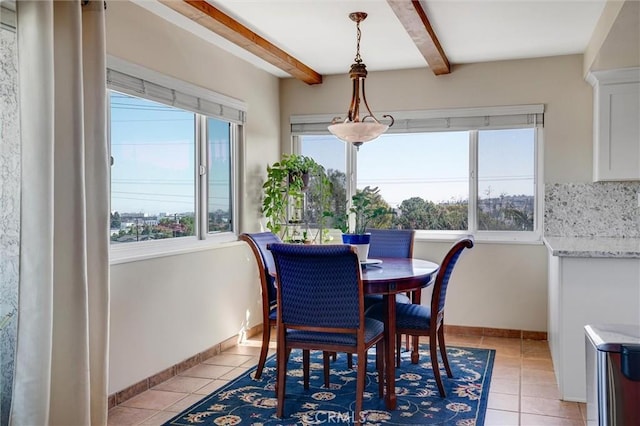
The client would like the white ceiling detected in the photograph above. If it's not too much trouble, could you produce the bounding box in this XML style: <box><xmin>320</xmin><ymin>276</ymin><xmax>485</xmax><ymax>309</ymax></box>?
<box><xmin>136</xmin><ymin>0</ymin><xmax>607</xmax><ymax>78</ymax></box>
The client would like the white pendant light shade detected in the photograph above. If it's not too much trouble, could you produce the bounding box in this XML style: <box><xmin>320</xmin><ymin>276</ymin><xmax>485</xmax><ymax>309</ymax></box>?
<box><xmin>328</xmin><ymin>121</ymin><xmax>388</xmax><ymax>146</ymax></box>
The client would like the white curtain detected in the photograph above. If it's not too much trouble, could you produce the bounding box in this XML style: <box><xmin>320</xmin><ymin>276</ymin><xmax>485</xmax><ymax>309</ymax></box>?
<box><xmin>11</xmin><ymin>1</ymin><xmax>110</xmax><ymax>425</ymax></box>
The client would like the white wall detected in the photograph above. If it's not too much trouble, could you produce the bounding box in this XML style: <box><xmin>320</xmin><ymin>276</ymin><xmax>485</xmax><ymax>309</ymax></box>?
<box><xmin>106</xmin><ymin>1</ymin><xmax>280</xmax><ymax>394</ymax></box>
<box><xmin>109</xmin><ymin>243</ymin><xmax>260</xmax><ymax>393</ymax></box>
<box><xmin>414</xmin><ymin>241</ymin><xmax>548</xmax><ymax>332</ymax></box>
<box><xmin>280</xmin><ymin>55</ymin><xmax>592</xmax><ymax>333</ymax></box>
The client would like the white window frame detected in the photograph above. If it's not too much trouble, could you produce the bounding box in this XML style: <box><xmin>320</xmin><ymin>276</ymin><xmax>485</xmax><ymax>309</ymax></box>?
<box><xmin>292</xmin><ymin>105</ymin><xmax>544</xmax><ymax>244</ymax></box>
<box><xmin>107</xmin><ymin>57</ymin><xmax>245</xmax><ymax>264</ymax></box>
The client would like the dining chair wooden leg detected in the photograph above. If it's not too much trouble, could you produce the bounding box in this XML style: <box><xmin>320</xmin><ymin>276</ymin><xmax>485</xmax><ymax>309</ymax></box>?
<box><xmin>303</xmin><ymin>349</ymin><xmax>311</xmax><ymax>390</ymax></box>
<box><xmin>255</xmin><ymin>324</ymin><xmax>272</xmax><ymax>379</ymax></box>
<box><xmin>438</xmin><ymin>326</ymin><xmax>453</xmax><ymax>378</ymax></box>
<box><xmin>376</xmin><ymin>341</ymin><xmax>384</xmax><ymax>398</ymax></box>
<box><xmin>430</xmin><ymin>332</ymin><xmax>446</xmax><ymax>397</ymax></box>
<box><xmin>355</xmin><ymin>349</ymin><xmax>367</xmax><ymax>426</ymax></box>
<box><xmin>276</xmin><ymin>344</ymin><xmax>289</xmax><ymax>417</ymax></box>
<box><xmin>410</xmin><ymin>335</ymin><xmax>420</xmax><ymax>364</ymax></box>
<box><xmin>331</xmin><ymin>352</ymin><xmax>337</xmax><ymax>361</ymax></box>
<box><xmin>395</xmin><ymin>333</ymin><xmax>402</xmax><ymax>368</ymax></box>
<box><xmin>323</xmin><ymin>351</ymin><xmax>331</xmax><ymax>388</ymax></box>
<box><xmin>407</xmin><ymin>289</ymin><xmax>421</xmax><ymax>357</ymax></box>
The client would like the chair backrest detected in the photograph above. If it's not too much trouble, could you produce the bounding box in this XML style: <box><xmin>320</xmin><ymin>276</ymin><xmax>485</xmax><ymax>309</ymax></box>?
<box><xmin>431</xmin><ymin>237</ymin><xmax>474</xmax><ymax>316</ymax></box>
<box><xmin>366</xmin><ymin>229</ymin><xmax>415</xmax><ymax>258</ymax></box>
<box><xmin>239</xmin><ymin>232</ymin><xmax>282</xmax><ymax>309</ymax></box>
<box><xmin>268</xmin><ymin>244</ymin><xmax>363</xmax><ymax>331</ymax></box>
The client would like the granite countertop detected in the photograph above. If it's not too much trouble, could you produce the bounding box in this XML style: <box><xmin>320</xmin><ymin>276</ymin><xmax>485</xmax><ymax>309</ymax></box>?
<box><xmin>543</xmin><ymin>236</ymin><xmax>640</xmax><ymax>258</ymax></box>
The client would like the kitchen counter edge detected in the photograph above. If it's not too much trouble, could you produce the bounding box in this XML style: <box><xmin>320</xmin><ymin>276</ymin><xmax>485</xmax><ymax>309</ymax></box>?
<box><xmin>543</xmin><ymin>236</ymin><xmax>640</xmax><ymax>258</ymax></box>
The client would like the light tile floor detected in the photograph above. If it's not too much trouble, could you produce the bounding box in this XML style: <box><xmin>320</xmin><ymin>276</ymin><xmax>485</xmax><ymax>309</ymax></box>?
<box><xmin>107</xmin><ymin>333</ymin><xmax>587</xmax><ymax>425</ymax></box>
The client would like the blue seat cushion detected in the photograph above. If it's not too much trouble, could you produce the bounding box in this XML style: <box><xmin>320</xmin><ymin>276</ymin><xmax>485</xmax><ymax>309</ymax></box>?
<box><xmin>286</xmin><ymin>318</ymin><xmax>384</xmax><ymax>346</ymax></box>
<box><xmin>364</xmin><ymin>293</ymin><xmax>411</xmax><ymax>310</ymax></box>
<box><xmin>366</xmin><ymin>302</ymin><xmax>432</xmax><ymax>331</ymax></box>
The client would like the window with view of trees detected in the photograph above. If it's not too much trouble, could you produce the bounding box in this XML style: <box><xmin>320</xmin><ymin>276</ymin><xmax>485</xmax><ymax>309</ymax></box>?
<box><xmin>357</xmin><ymin>131</ymin><xmax>470</xmax><ymax>231</ymax></box>
<box><xmin>477</xmin><ymin>129</ymin><xmax>535</xmax><ymax>231</ymax></box>
<box><xmin>299</xmin><ymin>136</ymin><xmax>348</xmax><ymax>231</ymax></box>
<box><xmin>299</xmin><ymin>125</ymin><xmax>539</xmax><ymax>238</ymax></box>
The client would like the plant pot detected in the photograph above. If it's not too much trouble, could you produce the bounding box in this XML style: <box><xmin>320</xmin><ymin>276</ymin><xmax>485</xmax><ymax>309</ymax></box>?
<box><xmin>288</xmin><ymin>171</ymin><xmax>310</xmax><ymax>191</ymax></box>
<box><xmin>342</xmin><ymin>233</ymin><xmax>370</xmax><ymax>263</ymax></box>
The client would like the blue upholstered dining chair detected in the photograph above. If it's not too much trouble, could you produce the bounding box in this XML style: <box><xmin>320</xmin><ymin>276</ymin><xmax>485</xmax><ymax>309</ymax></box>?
<box><xmin>364</xmin><ymin>229</ymin><xmax>415</xmax><ymax>307</ymax></box>
<box><xmin>268</xmin><ymin>243</ymin><xmax>385</xmax><ymax>423</ymax></box>
<box><xmin>367</xmin><ymin>228</ymin><xmax>415</xmax><ymax>259</ymax></box>
<box><xmin>238</xmin><ymin>232</ymin><xmax>282</xmax><ymax>380</ymax></box>
<box><xmin>367</xmin><ymin>237</ymin><xmax>474</xmax><ymax>397</ymax></box>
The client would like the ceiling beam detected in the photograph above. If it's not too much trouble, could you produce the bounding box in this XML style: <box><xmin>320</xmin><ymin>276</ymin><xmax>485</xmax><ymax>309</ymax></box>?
<box><xmin>159</xmin><ymin>0</ymin><xmax>323</xmax><ymax>85</ymax></box>
<box><xmin>387</xmin><ymin>0</ymin><xmax>450</xmax><ymax>75</ymax></box>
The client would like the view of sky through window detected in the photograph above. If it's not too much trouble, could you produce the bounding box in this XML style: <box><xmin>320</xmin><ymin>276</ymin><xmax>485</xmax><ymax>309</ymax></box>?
<box><xmin>358</xmin><ymin>132</ymin><xmax>469</xmax><ymax>207</ymax></box>
<box><xmin>303</xmin><ymin>130</ymin><xmax>534</xmax><ymax>209</ymax></box>
<box><xmin>110</xmin><ymin>92</ymin><xmax>195</xmax><ymax>216</ymax></box>
<box><xmin>478</xmin><ymin>128</ymin><xmax>535</xmax><ymax>202</ymax></box>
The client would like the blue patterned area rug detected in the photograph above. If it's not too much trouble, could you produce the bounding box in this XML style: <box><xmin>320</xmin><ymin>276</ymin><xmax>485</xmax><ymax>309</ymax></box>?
<box><xmin>164</xmin><ymin>345</ymin><xmax>495</xmax><ymax>426</ymax></box>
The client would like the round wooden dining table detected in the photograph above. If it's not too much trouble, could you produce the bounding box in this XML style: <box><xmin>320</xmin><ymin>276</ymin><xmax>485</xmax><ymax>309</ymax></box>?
<box><xmin>361</xmin><ymin>257</ymin><xmax>439</xmax><ymax>410</ymax></box>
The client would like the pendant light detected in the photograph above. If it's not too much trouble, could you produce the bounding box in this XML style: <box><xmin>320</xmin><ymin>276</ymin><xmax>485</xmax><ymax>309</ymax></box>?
<box><xmin>328</xmin><ymin>12</ymin><xmax>394</xmax><ymax>149</ymax></box>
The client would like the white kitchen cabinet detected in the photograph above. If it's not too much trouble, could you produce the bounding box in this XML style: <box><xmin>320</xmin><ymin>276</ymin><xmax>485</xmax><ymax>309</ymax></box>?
<box><xmin>545</xmin><ymin>237</ymin><xmax>640</xmax><ymax>402</ymax></box>
<box><xmin>587</xmin><ymin>68</ymin><xmax>640</xmax><ymax>181</ymax></box>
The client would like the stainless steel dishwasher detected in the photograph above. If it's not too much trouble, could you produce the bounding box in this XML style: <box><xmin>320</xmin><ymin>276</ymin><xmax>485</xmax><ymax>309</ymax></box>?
<box><xmin>585</xmin><ymin>324</ymin><xmax>640</xmax><ymax>425</ymax></box>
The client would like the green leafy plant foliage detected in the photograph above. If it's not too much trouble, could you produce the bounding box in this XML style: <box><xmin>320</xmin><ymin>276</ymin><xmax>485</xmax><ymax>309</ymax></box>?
<box><xmin>262</xmin><ymin>154</ymin><xmax>331</xmax><ymax>240</ymax></box>
<box><xmin>343</xmin><ymin>186</ymin><xmax>394</xmax><ymax>234</ymax></box>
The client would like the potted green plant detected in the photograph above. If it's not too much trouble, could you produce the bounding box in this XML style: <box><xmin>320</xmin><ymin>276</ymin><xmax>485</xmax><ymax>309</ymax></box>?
<box><xmin>341</xmin><ymin>186</ymin><xmax>394</xmax><ymax>262</ymax></box>
<box><xmin>262</xmin><ymin>154</ymin><xmax>331</xmax><ymax>242</ymax></box>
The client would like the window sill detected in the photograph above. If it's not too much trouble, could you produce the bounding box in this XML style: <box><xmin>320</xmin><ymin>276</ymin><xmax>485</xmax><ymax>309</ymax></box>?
<box><xmin>110</xmin><ymin>232</ymin><xmax>242</xmax><ymax>265</ymax></box>
<box><xmin>325</xmin><ymin>229</ymin><xmax>543</xmax><ymax>245</ymax></box>
<box><xmin>414</xmin><ymin>230</ymin><xmax>543</xmax><ymax>245</ymax></box>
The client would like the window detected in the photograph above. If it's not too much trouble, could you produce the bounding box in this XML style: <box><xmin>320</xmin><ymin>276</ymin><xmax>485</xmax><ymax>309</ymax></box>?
<box><xmin>358</xmin><ymin>132</ymin><xmax>469</xmax><ymax>231</ymax></box>
<box><xmin>207</xmin><ymin>117</ymin><xmax>233</xmax><ymax>233</ymax></box>
<box><xmin>299</xmin><ymin>135</ymin><xmax>348</xmax><ymax>231</ymax></box>
<box><xmin>477</xmin><ymin>129</ymin><xmax>535</xmax><ymax>232</ymax></box>
<box><xmin>294</xmin><ymin>105</ymin><xmax>543</xmax><ymax>241</ymax></box>
<box><xmin>110</xmin><ymin>92</ymin><xmax>196</xmax><ymax>243</ymax></box>
<box><xmin>107</xmin><ymin>59</ymin><xmax>245</xmax><ymax>252</ymax></box>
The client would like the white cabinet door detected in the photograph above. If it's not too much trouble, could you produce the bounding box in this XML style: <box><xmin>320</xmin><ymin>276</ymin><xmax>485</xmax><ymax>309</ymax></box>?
<box><xmin>547</xmin><ymin>253</ymin><xmax>640</xmax><ymax>402</ymax></box>
<box><xmin>588</xmin><ymin>68</ymin><xmax>640</xmax><ymax>181</ymax></box>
